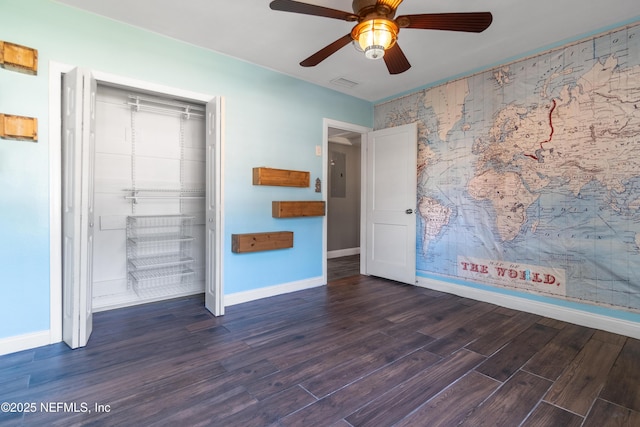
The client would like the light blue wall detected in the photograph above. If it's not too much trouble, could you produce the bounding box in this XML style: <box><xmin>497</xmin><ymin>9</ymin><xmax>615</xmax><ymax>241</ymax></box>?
<box><xmin>0</xmin><ymin>0</ymin><xmax>372</xmax><ymax>340</ymax></box>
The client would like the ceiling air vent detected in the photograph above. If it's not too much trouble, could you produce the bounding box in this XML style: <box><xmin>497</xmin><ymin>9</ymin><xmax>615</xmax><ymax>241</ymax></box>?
<box><xmin>330</xmin><ymin>77</ymin><xmax>359</xmax><ymax>88</ymax></box>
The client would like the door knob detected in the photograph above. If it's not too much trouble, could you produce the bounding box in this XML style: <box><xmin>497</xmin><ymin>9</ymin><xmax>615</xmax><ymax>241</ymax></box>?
<box><xmin>405</xmin><ymin>209</ymin><xmax>413</xmax><ymax>214</ymax></box>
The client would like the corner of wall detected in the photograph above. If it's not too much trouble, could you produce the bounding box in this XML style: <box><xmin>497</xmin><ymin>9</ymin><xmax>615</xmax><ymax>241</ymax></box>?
<box><xmin>225</xmin><ymin>276</ymin><xmax>325</xmax><ymax>307</ymax></box>
<box><xmin>0</xmin><ymin>330</ymin><xmax>53</xmax><ymax>356</ymax></box>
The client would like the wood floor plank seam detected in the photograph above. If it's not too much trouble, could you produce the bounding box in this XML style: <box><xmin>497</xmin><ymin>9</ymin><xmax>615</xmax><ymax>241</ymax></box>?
<box><xmin>474</xmin><ymin>365</ymin><xmax>559</xmax><ymax>412</ymax></box>
<box><xmin>517</xmin><ymin>370</ymin><xmax>561</xmax><ymax>424</ymax></box>
<box><xmin>551</xmin><ymin>394</ymin><xmax>598</xmax><ymax>419</ymax></box>
<box><xmin>297</xmin><ymin>383</ymin><xmax>320</xmax><ymax>401</ymax></box>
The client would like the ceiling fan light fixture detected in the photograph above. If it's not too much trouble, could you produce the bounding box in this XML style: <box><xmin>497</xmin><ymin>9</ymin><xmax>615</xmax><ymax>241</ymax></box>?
<box><xmin>352</xmin><ymin>19</ymin><xmax>398</xmax><ymax>60</ymax></box>
<box><xmin>365</xmin><ymin>45</ymin><xmax>384</xmax><ymax>60</ymax></box>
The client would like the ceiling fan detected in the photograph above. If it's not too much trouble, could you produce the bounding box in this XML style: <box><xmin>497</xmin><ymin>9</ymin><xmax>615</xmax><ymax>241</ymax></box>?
<box><xmin>269</xmin><ymin>0</ymin><xmax>493</xmax><ymax>74</ymax></box>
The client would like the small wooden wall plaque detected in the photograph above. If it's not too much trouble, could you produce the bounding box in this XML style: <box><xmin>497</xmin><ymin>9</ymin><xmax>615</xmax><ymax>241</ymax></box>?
<box><xmin>0</xmin><ymin>114</ymin><xmax>38</xmax><ymax>141</ymax></box>
<box><xmin>0</xmin><ymin>41</ymin><xmax>38</xmax><ymax>75</ymax></box>
<box><xmin>272</xmin><ymin>201</ymin><xmax>326</xmax><ymax>218</ymax></box>
<box><xmin>232</xmin><ymin>231</ymin><xmax>294</xmax><ymax>253</ymax></box>
<box><xmin>253</xmin><ymin>167</ymin><xmax>310</xmax><ymax>187</ymax></box>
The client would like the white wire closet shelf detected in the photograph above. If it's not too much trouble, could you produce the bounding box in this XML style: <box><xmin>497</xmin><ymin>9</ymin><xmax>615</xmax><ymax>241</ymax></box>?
<box><xmin>128</xmin><ymin>255</ymin><xmax>195</xmax><ymax>270</ymax></box>
<box><xmin>130</xmin><ymin>266</ymin><xmax>196</xmax><ymax>297</ymax></box>
<box><xmin>126</xmin><ymin>215</ymin><xmax>196</xmax><ymax>297</ymax></box>
<box><xmin>129</xmin><ymin>266</ymin><xmax>195</xmax><ymax>285</ymax></box>
<box><xmin>127</xmin><ymin>94</ymin><xmax>205</xmax><ymax>119</ymax></box>
<box><xmin>124</xmin><ymin>189</ymin><xmax>205</xmax><ymax>203</ymax></box>
<box><xmin>128</xmin><ymin>234</ymin><xmax>195</xmax><ymax>244</ymax></box>
<box><xmin>131</xmin><ymin>279</ymin><xmax>201</xmax><ymax>300</ymax></box>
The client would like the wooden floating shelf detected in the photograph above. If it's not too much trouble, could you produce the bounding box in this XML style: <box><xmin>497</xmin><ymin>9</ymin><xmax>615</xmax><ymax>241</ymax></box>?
<box><xmin>0</xmin><ymin>114</ymin><xmax>37</xmax><ymax>141</ymax></box>
<box><xmin>272</xmin><ymin>201</ymin><xmax>325</xmax><ymax>218</ymax></box>
<box><xmin>253</xmin><ymin>167</ymin><xmax>310</xmax><ymax>187</ymax></box>
<box><xmin>0</xmin><ymin>41</ymin><xmax>38</xmax><ymax>75</ymax></box>
<box><xmin>231</xmin><ymin>231</ymin><xmax>294</xmax><ymax>253</ymax></box>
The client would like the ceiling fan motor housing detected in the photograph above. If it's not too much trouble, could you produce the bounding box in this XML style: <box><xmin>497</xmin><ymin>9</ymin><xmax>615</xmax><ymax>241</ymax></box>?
<box><xmin>352</xmin><ymin>0</ymin><xmax>399</xmax><ymax>18</ymax></box>
<box><xmin>352</xmin><ymin>0</ymin><xmax>377</xmax><ymax>14</ymax></box>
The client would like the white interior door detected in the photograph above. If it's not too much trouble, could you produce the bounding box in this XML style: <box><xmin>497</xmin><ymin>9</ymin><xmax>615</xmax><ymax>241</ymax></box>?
<box><xmin>62</xmin><ymin>67</ymin><xmax>96</xmax><ymax>349</ymax></box>
<box><xmin>205</xmin><ymin>96</ymin><xmax>224</xmax><ymax>316</ymax></box>
<box><xmin>365</xmin><ymin>123</ymin><xmax>417</xmax><ymax>284</ymax></box>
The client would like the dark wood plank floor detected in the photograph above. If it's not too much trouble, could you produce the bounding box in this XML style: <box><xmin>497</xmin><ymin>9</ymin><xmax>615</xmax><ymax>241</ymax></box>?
<box><xmin>327</xmin><ymin>254</ymin><xmax>360</xmax><ymax>281</ymax></box>
<box><xmin>1</xmin><ymin>275</ymin><xmax>639</xmax><ymax>426</ymax></box>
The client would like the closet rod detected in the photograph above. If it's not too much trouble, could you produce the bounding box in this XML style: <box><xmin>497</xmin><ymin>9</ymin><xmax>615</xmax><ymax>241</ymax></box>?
<box><xmin>128</xmin><ymin>94</ymin><xmax>205</xmax><ymax>111</ymax></box>
<box><xmin>124</xmin><ymin>195</ymin><xmax>205</xmax><ymax>200</ymax></box>
<box><xmin>126</xmin><ymin>103</ymin><xmax>204</xmax><ymax>119</ymax></box>
<box><xmin>123</xmin><ymin>188</ymin><xmax>204</xmax><ymax>193</ymax></box>
<box><xmin>127</xmin><ymin>95</ymin><xmax>204</xmax><ymax>118</ymax></box>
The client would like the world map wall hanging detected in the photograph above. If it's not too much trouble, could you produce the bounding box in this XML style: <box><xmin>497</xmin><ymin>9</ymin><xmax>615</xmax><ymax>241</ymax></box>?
<box><xmin>375</xmin><ymin>21</ymin><xmax>640</xmax><ymax>313</ymax></box>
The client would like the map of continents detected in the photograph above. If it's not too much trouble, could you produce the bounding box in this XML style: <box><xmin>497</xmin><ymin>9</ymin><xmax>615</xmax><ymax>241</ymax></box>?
<box><xmin>374</xmin><ymin>23</ymin><xmax>640</xmax><ymax>311</ymax></box>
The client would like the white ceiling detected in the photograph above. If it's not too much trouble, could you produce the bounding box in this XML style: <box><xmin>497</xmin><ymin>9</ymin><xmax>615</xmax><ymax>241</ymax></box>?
<box><xmin>54</xmin><ymin>0</ymin><xmax>640</xmax><ymax>102</ymax></box>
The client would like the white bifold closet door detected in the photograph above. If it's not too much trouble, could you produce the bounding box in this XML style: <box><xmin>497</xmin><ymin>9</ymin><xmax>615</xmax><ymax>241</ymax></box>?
<box><xmin>205</xmin><ymin>97</ymin><xmax>224</xmax><ymax>316</ymax></box>
<box><xmin>62</xmin><ymin>67</ymin><xmax>96</xmax><ymax>349</ymax></box>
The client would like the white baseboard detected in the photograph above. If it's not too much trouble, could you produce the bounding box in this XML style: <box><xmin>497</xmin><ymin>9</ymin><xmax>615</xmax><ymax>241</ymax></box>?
<box><xmin>225</xmin><ymin>276</ymin><xmax>326</xmax><ymax>307</ymax></box>
<box><xmin>416</xmin><ymin>276</ymin><xmax>640</xmax><ymax>340</ymax></box>
<box><xmin>0</xmin><ymin>330</ymin><xmax>52</xmax><ymax>356</ymax></box>
<box><xmin>327</xmin><ymin>247</ymin><xmax>360</xmax><ymax>259</ymax></box>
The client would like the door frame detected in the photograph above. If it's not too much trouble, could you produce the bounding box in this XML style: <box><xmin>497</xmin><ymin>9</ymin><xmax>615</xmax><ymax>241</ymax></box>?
<box><xmin>322</xmin><ymin>119</ymin><xmax>371</xmax><ymax>283</ymax></box>
<box><xmin>48</xmin><ymin>62</ymin><xmax>224</xmax><ymax>344</ymax></box>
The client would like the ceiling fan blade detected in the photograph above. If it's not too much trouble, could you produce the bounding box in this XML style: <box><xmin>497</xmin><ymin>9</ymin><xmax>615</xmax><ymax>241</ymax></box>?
<box><xmin>397</xmin><ymin>12</ymin><xmax>493</xmax><ymax>33</ymax></box>
<box><xmin>300</xmin><ymin>34</ymin><xmax>353</xmax><ymax>67</ymax></box>
<box><xmin>270</xmin><ymin>0</ymin><xmax>358</xmax><ymax>21</ymax></box>
<box><xmin>384</xmin><ymin>43</ymin><xmax>411</xmax><ymax>75</ymax></box>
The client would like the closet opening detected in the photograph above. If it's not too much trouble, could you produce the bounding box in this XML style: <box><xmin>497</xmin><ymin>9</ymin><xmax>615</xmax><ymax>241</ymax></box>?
<box><xmin>55</xmin><ymin>65</ymin><xmax>223</xmax><ymax>349</ymax></box>
<box><xmin>90</xmin><ymin>85</ymin><xmax>208</xmax><ymax>311</ymax></box>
